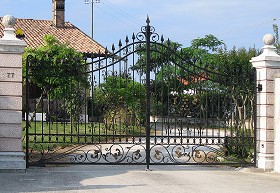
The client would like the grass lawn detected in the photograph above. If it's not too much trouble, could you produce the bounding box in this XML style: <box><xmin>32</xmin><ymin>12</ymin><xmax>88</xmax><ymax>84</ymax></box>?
<box><xmin>23</xmin><ymin>121</ymin><xmax>147</xmax><ymax>150</ymax></box>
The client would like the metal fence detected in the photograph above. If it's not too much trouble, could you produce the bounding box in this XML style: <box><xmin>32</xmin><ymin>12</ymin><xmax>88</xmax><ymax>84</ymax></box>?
<box><xmin>25</xmin><ymin>17</ymin><xmax>257</xmax><ymax>168</ymax></box>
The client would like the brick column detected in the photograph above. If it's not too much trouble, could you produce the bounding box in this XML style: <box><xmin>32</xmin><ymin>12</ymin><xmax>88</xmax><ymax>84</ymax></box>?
<box><xmin>251</xmin><ymin>34</ymin><xmax>280</xmax><ymax>171</ymax></box>
<box><xmin>0</xmin><ymin>15</ymin><xmax>26</xmax><ymax>170</ymax></box>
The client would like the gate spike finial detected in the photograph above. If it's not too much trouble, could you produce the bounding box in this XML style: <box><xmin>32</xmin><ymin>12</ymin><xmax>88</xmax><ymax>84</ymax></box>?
<box><xmin>105</xmin><ymin>47</ymin><xmax>108</xmax><ymax>54</ymax></box>
<box><xmin>119</xmin><ymin>39</ymin><xmax>122</xmax><ymax>47</ymax></box>
<box><xmin>167</xmin><ymin>38</ymin><xmax>171</xmax><ymax>46</ymax></box>
<box><xmin>161</xmin><ymin>35</ymin><xmax>164</xmax><ymax>43</ymax></box>
<box><xmin>112</xmin><ymin>44</ymin><xmax>115</xmax><ymax>52</ymax></box>
<box><xmin>146</xmin><ymin>15</ymin><xmax>150</xmax><ymax>25</ymax></box>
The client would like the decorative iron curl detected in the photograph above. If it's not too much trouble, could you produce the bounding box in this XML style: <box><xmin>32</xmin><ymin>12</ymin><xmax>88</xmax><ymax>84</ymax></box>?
<box><xmin>124</xmin><ymin>145</ymin><xmax>146</xmax><ymax>163</ymax></box>
<box><xmin>149</xmin><ymin>26</ymin><xmax>156</xmax><ymax>34</ymax></box>
<box><xmin>103</xmin><ymin>144</ymin><xmax>125</xmax><ymax>163</ymax></box>
<box><xmin>192</xmin><ymin>149</ymin><xmax>207</xmax><ymax>163</ymax></box>
<box><xmin>147</xmin><ymin>25</ymin><xmax>160</xmax><ymax>42</ymax></box>
<box><xmin>136</xmin><ymin>31</ymin><xmax>145</xmax><ymax>41</ymax></box>
<box><xmin>171</xmin><ymin>145</ymin><xmax>192</xmax><ymax>163</ymax></box>
<box><xmin>136</xmin><ymin>24</ymin><xmax>149</xmax><ymax>41</ymax></box>
<box><xmin>86</xmin><ymin>146</ymin><xmax>102</xmax><ymax>163</ymax></box>
<box><xmin>136</xmin><ymin>20</ymin><xmax>160</xmax><ymax>42</ymax></box>
<box><xmin>205</xmin><ymin>151</ymin><xmax>220</xmax><ymax>163</ymax></box>
<box><xmin>150</xmin><ymin>145</ymin><xmax>172</xmax><ymax>163</ymax></box>
<box><xmin>192</xmin><ymin>145</ymin><xmax>220</xmax><ymax>163</ymax></box>
<box><xmin>69</xmin><ymin>150</ymin><xmax>87</xmax><ymax>163</ymax></box>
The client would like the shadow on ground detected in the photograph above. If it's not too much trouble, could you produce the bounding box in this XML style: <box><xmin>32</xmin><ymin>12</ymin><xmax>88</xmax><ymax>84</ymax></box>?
<box><xmin>0</xmin><ymin>165</ymin><xmax>233</xmax><ymax>192</ymax></box>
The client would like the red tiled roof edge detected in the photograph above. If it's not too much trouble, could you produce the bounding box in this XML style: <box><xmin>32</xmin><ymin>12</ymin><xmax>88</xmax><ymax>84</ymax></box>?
<box><xmin>0</xmin><ymin>17</ymin><xmax>106</xmax><ymax>54</ymax></box>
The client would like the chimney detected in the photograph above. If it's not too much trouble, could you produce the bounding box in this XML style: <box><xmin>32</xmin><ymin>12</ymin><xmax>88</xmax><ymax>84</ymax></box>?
<box><xmin>52</xmin><ymin>0</ymin><xmax>65</xmax><ymax>28</ymax></box>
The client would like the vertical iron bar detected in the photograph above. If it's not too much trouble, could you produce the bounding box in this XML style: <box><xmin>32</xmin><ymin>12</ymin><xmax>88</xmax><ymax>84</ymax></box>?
<box><xmin>174</xmin><ymin>53</ymin><xmax>177</xmax><ymax>144</ymax></box>
<box><xmin>132</xmin><ymin>36</ymin><xmax>136</xmax><ymax>143</ymax></box>
<box><xmin>91</xmin><ymin>56</ymin><xmax>94</xmax><ymax>143</ymax></box>
<box><xmin>145</xmin><ymin>17</ymin><xmax>151</xmax><ymax>170</ymax></box>
<box><xmin>84</xmin><ymin>59</ymin><xmax>87</xmax><ymax>143</ymax></box>
<box><xmin>63</xmin><ymin>86</ymin><xmax>66</xmax><ymax>143</ymax></box>
<box><xmin>153</xmin><ymin>50</ymin><xmax>158</xmax><ymax>144</ymax></box>
<box><xmin>125</xmin><ymin>39</ymin><xmax>129</xmax><ymax>143</ymax></box>
<box><xmin>166</xmin><ymin>41</ymin><xmax>171</xmax><ymax>145</ymax></box>
<box><xmin>56</xmin><ymin>98</ymin><xmax>59</xmax><ymax>143</ymax></box>
<box><xmin>118</xmin><ymin>41</ymin><xmax>122</xmax><ymax>143</ymax></box>
<box><xmin>205</xmin><ymin>71</ymin><xmax>208</xmax><ymax>144</ymax></box>
<box><xmin>48</xmin><ymin>69</ymin><xmax>51</xmax><ymax>143</ymax></box>
<box><xmin>161</xmin><ymin>45</ymin><xmax>164</xmax><ymax>144</ymax></box>
<box><xmin>98</xmin><ymin>56</ymin><xmax>101</xmax><ymax>143</ymax></box>
<box><xmin>105</xmin><ymin>54</ymin><xmax>108</xmax><ymax>143</ymax></box>
<box><xmin>41</xmin><ymin>88</ymin><xmax>44</xmax><ymax>143</ymax></box>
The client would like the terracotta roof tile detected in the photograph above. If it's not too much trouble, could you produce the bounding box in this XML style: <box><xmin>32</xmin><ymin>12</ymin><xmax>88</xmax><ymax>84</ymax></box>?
<box><xmin>0</xmin><ymin>18</ymin><xmax>105</xmax><ymax>54</ymax></box>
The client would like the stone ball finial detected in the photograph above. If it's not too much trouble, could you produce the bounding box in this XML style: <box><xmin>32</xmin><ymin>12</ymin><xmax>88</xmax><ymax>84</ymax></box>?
<box><xmin>2</xmin><ymin>15</ymin><xmax>16</xmax><ymax>28</ymax></box>
<box><xmin>263</xmin><ymin>34</ymin><xmax>275</xmax><ymax>46</ymax></box>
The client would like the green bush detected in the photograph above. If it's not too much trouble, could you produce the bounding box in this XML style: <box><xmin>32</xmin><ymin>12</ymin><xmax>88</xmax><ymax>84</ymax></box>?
<box><xmin>224</xmin><ymin>128</ymin><xmax>254</xmax><ymax>160</ymax></box>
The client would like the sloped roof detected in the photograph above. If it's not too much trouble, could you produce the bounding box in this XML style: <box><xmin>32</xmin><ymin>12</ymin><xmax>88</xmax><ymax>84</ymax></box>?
<box><xmin>0</xmin><ymin>17</ymin><xmax>105</xmax><ymax>54</ymax></box>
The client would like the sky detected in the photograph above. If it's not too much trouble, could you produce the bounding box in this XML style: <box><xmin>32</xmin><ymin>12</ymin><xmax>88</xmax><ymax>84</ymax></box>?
<box><xmin>1</xmin><ymin>0</ymin><xmax>280</xmax><ymax>50</ymax></box>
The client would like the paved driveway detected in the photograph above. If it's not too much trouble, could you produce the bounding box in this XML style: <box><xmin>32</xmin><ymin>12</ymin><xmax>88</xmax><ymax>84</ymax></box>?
<box><xmin>1</xmin><ymin>165</ymin><xmax>280</xmax><ymax>193</ymax></box>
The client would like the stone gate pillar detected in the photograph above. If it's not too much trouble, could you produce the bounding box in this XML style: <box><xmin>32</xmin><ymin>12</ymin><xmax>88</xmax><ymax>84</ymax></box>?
<box><xmin>0</xmin><ymin>15</ymin><xmax>26</xmax><ymax>170</ymax></box>
<box><xmin>251</xmin><ymin>34</ymin><xmax>280</xmax><ymax>171</ymax></box>
<box><xmin>274</xmin><ymin>77</ymin><xmax>280</xmax><ymax>172</ymax></box>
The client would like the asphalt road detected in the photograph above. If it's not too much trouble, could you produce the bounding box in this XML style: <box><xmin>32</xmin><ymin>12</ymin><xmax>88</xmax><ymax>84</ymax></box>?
<box><xmin>1</xmin><ymin>165</ymin><xmax>280</xmax><ymax>193</ymax></box>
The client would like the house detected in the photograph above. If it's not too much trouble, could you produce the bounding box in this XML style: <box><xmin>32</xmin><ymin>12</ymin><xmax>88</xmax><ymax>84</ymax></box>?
<box><xmin>0</xmin><ymin>0</ymin><xmax>107</xmax><ymax>121</ymax></box>
<box><xmin>0</xmin><ymin>0</ymin><xmax>106</xmax><ymax>55</ymax></box>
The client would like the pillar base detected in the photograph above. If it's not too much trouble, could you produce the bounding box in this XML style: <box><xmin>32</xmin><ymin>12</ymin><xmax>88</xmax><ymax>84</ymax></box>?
<box><xmin>0</xmin><ymin>152</ymin><xmax>26</xmax><ymax>171</ymax></box>
<box><xmin>257</xmin><ymin>153</ymin><xmax>274</xmax><ymax>171</ymax></box>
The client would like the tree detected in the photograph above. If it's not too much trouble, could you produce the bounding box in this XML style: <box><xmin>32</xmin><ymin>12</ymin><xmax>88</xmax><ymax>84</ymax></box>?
<box><xmin>181</xmin><ymin>34</ymin><xmax>225</xmax><ymax>69</ymax></box>
<box><xmin>23</xmin><ymin>35</ymin><xmax>88</xmax><ymax>124</ymax></box>
<box><xmin>213</xmin><ymin>47</ymin><xmax>259</xmax><ymax>131</ymax></box>
<box><xmin>90</xmin><ymin>75</ymin><xmax>146</xmax><ymax>127</ymax></box>
<box><xmin>134</xmin><ymin>34</ymin><xmax>225</xmax><ymax>72</ymax></box>
<box><xmin>131</xmin><ymin>35</ymin><xmax>226</xmax><ymax>118</ymax></box>
<box><xmin>190</xmin><ymin>34</ymin><xmax>225</xmax><ymax>52</ymax></box>
<box><xmin>132</xmin><ymin>40</ymin><xmax>182</xmax><ymax>72</ymax></box>
<box><xmin>129</xmin><ymin>33</ymin><xmax>258</xmax><ymax>125</ymax></box>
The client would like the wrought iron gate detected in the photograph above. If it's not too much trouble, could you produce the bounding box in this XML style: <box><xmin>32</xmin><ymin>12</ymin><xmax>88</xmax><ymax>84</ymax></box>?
<box><xmin>25</xmin><ymin>18</ymin><xmax>257</xmax><ymax>168</ymax></box>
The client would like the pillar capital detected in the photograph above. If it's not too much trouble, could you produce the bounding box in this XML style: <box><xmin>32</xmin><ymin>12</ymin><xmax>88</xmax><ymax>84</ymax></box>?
<box><xmin>0</xmin><ymin>15</ymin><xmax>26</xmax><ymax>54</ymax></box>
<box><xmin>251</xmin><ymin>34</ymin><xmax>280</xmax><ymax>67</ymax></box>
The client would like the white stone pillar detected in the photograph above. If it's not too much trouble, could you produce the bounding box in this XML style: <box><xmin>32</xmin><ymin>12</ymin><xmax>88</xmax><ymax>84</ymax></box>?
<box><xmin>251</xmin><ymin>34</ymin><xmax>280</xmax><ymax>171</ymax></box>
<box><xmin>274</xmin><ymin>77</ymin><xmax>280</xmax><ymax>172</ymax></box>
<box><xmin>0</xmin><ymin>15</ymin><xmax>26</xmax><ymax>170</ymax></box>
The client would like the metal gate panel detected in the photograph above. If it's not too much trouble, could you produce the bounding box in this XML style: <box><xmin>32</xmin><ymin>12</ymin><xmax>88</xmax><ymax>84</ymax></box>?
<box><xmin>24</xmin><ymin>18</ymin><xmax>256</xmax><ymax>167</ymax></box>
